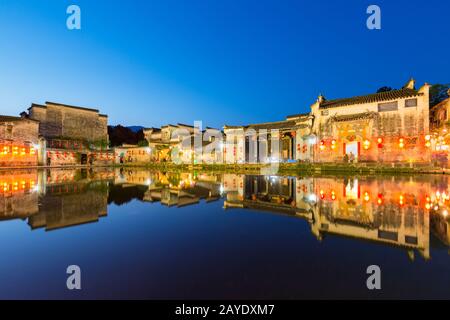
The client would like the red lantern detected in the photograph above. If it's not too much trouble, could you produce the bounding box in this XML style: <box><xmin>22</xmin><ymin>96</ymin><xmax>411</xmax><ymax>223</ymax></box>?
<box><xmin>377</xmin><ymin>138</ymin><xmax>383</xmax><ymax>148</ymax></box>
<box><xmin>319</xmin><ymin>140</ymin><xmax>326</xmax><ymax>151</ymax></box>
<box><xmin>377</xmin><ymin>193</ymin><xmax>383</xmax><ymax>205</ymax></box>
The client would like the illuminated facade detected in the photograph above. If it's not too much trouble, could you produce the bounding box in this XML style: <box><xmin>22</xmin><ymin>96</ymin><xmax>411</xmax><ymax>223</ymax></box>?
<box><xmin>26</xmin><ymin>101</ymin><xmax>112</xmax><ymax>166</ymax></box>
<box><xmin>223</xmin><ymin>114</ymin><xmax>314</xmax><ymax>164</ymax></box>
<box><xmin>0</xmin><ymin>116</ymin><xmax>41</xmax><ymax>167</ymax></box>
<box><xmin>114</xmin><ymin>145</ymin><xmax>152</xmax><ymax>164</ymax></box>
<box><xmin>143</xmin><ymin>124</ymin><xmax>223</xmax><ymax>164</ymax></box>
<box><xmin>430</xmin><ymin>93</ymin><xmax>450</xmax><ymax>166</ymax></box>
<box><xmin>313</xmin><ymin>79</ymin><xmax>431</xmax><ymax>163</ymax></box>
<box><xmin>224</xmin><ymin>79</ymin><xmax>432</xmax><ymax>165</ymax></box>
<box><xmin>144</xmin><ymin>124</ymin><xmax>199</xmax><ymax>163</ymax></box>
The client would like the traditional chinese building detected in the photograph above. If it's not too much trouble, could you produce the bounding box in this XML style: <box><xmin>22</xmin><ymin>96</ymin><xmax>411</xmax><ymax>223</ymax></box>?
<box><xmin>223</xmin><ymin>78</ymin><xmax>431</xmax><ymax>165</ymax></box>
<box><xmin>430</xmin><ymin>90</ymin><xmax>450</xmax><ymax>130</ymax></box>
<box><xmin>223</xmin><ymin>113</ymin><xmax>314</xmax><ymax>164</ymax></box>
<box><xmin>0</xmin><ymin>115</ymin><xmax>41</xmax><ymax>167</ymax></box>
<box><xmin>143</xmin><ymin>124</ymin><xmax>223</xmax><ymax>164</ymax></box>
<box><xmin>312</xmin><ymin>79</ymin><xmax>431</xmax><ymax>164</ymax></box>
<box><xmin>144</xmin><ymin>124</ymin><xmax>194</xmax><ymax>163</ymax></box>
<box><xmin>26</xmin><ymin>101</ymin><xmax>112</xmax><ymax>166</ymax></box>
<box><xmin>429</xmin><ymin>91</ymin><xmax>450</xmax><ymax>165</ymax></box>
<box><xmin>114</xmin><ymin>145</ymin><xmax>152</xmax><ymax>164</ymax></box>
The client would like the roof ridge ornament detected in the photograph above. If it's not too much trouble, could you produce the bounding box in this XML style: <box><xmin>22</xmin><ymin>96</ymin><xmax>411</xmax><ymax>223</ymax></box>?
<box><xmin>318</xmin><ymin>93</ymin><xmax>326</xmax><ymax>103</ymax></box>
<box><xmin>403</xmin><ymin>78</ymin><xmax>416</xmax><ymax>90</ymax></box>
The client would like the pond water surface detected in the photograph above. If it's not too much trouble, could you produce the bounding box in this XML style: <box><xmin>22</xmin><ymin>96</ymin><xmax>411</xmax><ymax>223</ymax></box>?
<box><xmin>0</xmin><ymin>168</ymin><xmax>449</xmax><ymax>299</ymax></box>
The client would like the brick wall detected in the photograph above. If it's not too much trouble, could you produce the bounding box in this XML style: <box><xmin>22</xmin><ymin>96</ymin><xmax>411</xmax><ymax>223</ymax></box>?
<box><xmin>29</xmin><ymin>103</ymin><xmax>108</xmax><ymax>143</ymax></box>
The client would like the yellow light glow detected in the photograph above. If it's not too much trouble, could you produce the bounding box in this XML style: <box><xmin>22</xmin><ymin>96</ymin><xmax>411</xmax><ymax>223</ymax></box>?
<box><xmin>320</xmin><ymin>189</ymin><xmax>325</xmax><ymax>199</ymax></box>
<box><xmin>363</xmin><ymin>140</ymin><xmax>370</xmax><ymax>150</ymax></box>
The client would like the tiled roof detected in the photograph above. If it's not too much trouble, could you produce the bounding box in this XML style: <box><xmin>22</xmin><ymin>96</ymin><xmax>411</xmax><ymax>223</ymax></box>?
<box><xmin>145</xmin><ymin>127</ymin><xmax>161</xmax><ymax>132</ymax></box>
<box><xmin>286</xmin><ymin>112</ymin><xmax>311</xmax><ymax>119</ymax></box>
<box><xmin>320</xmin><ymin>88</ymin><xmax>422</xmax><ymax>109</ymax></box>
<box><xmin>0</xmin><ymin>115</ymin><xmax>39</xmax><ymax>123</ymax></box>
<box><xmin>29</xmin><ymin>102</ymin><xmax>103</xmax><ymax>113</ymax></box>
<box><xmin>225</xmin><ymin>120</ymin><xmax>298</xmax><ymax>130</ymax></box>
<box><xmin>249</xmin><ymin>120</ymin><xmax>298</xmax><ymax>130</ymax></box>
<box><xmin>0</xmin><ymin>116</ymin><xmax>22</xmax><ymax>122</ymax></box>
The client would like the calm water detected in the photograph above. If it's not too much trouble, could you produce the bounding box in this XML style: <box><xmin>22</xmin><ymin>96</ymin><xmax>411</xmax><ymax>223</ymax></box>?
<box><xmin>0</xmin><ymin>168</ymin><xmax>449</xmax><ymax>299</ymax></box>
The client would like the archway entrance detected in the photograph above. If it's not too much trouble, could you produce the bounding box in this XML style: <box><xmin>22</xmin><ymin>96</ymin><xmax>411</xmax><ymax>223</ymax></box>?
<box><xmin>345</xmin><ymin>141</ymin><xmax>359</xmax><ymax>162</ymax></box>
<box><xmin>81</xmin><ymin>154</ymin><xmax>88</xmax><ymax>165</ymax></box>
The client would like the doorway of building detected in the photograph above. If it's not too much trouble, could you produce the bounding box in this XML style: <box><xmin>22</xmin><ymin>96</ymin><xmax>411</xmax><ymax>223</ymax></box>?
<box><xmin>345</xmin><ymin>141</ymin><xmax>359</xmax><ymax>162</ymax></box>
<box><xmin>81</xmin><ymin>154</ymin><xmax>88</xmax><ymax>165</ymax></box>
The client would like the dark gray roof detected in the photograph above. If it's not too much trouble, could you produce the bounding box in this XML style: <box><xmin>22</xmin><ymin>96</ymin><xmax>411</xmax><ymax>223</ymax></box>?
<box><xmin>0</xmin><ymin>115</ymin><xmax>39</xmax><ymax>123</ymax></box>
<box><xmin>286</xmin><ymin>112</ymin><xmax>311</xmax><ymax>119</ymax></box>
<box><xmin>225</xmin><ymin>119</ymin><xmax>298</xmax><ymax>131</ymax></box>
<box><xmin>320</xmin><ymin>88</ymin><xmax>422</xmax><ymax>109</ymax></box>
<box><xmin>45</xmin><ymin>101</ymin><xmax>100</xmax><ymax>113</ymax></box>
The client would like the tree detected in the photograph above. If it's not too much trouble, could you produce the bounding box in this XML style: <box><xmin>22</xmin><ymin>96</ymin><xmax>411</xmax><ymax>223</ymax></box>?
<box><xmin>108</xmin><ymin>125</ymin><xmax>143</xmax><ymax>147</ymax></box>
<box><xmin>137</xmin><ymin>140</ymin><xmax>149</xmax><ymax>147</ymax></box>
<box><xmin>377</xmin><ymin>86</ymin><xmax>394</xmax><ymax>93</ymax></box>
<box><xmin>430</xmin><ymin>84</ymin><xmax>450</xmax><ymax>107</ymax></box>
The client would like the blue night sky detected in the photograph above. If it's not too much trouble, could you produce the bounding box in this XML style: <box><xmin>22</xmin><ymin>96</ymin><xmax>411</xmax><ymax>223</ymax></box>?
<box><xmin>0</xmin><ymin>0</ymin><xmax>449</xmax><ymax>129</ymax></box>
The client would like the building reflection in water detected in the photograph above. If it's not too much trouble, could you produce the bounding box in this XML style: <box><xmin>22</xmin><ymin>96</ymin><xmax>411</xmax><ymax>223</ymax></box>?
<box><xmin>224</xmin><ymin>174</ymin><xmax>450</xmax><ymax>260</ymax></box>
<box><xmin>0</xmin><ymin>168</ymin><xmax>449</xmax><ymax>259</ymax></box>
<box><xmin>113</xmin><ymin>168</ymin><xmax>222</xmax><ymax>207</ymax></box>
<box><xmin>0</xmin><ymin>168</ymin><xmax>114</xmax><ymax>231</ymax></box>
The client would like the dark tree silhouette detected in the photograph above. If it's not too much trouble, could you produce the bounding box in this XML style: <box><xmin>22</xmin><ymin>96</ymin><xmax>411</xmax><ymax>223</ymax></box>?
<box><xmin>430</xmin><ymin>84</ymin><xmax>450</xmax><ymax>107</ymax></box>
<box><xmin>108</xmin><ymin>125</ymin><xmax>146</xmax><ymax>147</ymax></box>
<box><xmin>377</xmin><ymin>86</ymin><xmax>394</xmax><ymax>93</ymax></box>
